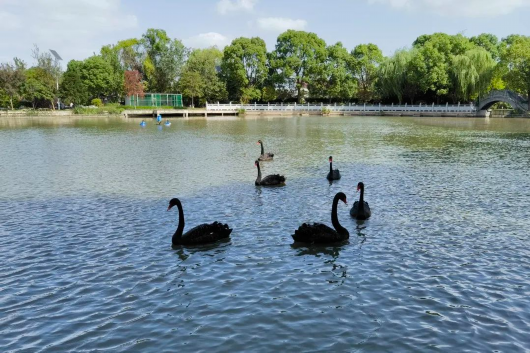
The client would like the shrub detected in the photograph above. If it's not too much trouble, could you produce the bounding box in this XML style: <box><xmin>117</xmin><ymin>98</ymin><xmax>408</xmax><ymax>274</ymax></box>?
<box><xmin>91</xmin><ymin>98</ymin><xmax>103</xmax><ymax>107</ymax></box>
<box><xmin>237</xmin><ymin>108</ymin><xmax>246</xmax><ymax>115</ymax></box>
<box><xmin>322</xmin><ymin>107</ymin><xmax>331</xmax><ymax>115</ymax></box>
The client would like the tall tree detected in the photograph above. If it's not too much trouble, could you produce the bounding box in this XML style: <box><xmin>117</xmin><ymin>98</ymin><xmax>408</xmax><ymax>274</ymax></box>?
<box><xmin>178</xmin><ymin>48</ymin><xmax>226</xmax><ymax>106</ymax></box>
<box><xmin>31</xmin><ymin>45</ymin><xmax>62</xmax><ymax>109</ymax></box>
<box><xmin>124</xmin><ymin>70</ymin><xmax>145</xmax><ymax>100</ymax></box>
<box><xmin>470</xmin><ymin>33</ymin><xmax>500</xmax><ymax>60</ymax></box>
<box><xmin>59</xmin><ymin>60</ymin><xmax>89</xmax><ymax>105</ymax></box>
<box><xmin>271</xmin><ymin>30</ymin><xmax>327</xmax><ymax>103</ymax></box>
<box><xmin>141</xmin><ymin>29</ymin><xmax>187</xmax><ymax>92</ymax></box>
<box><xmin>378</xmin><ymin>49</ymin><xmax>427</xmax><ymax>104</ymax></box>
<box><xmin>22</xmin><ymin>67</ymin><xmax>55</xmax><ymax>108</ymax></box>
<box><xmin>221</xmin><ymin>37</ymin><xmax>268</xmax><ymax>102</ymax></box>
<box><xmin>350</xmin><ymin>43</ymin><xmax>383</xmax><ymax>102</ymax></box>
<box><xmin>412</xmin><ymin>33</ymin><xmax>475</xmax><ymax>103</ymax></box>
<box><xmin>313</xmin><ymin>42</ymin><xmax>356</xmax><ymax>102</ymax></box>
<box><xmin>79</xmin><ymin>56</ymin><xmax>115</xmax><ymax>100</ymax></box>
<box><xmin>500</xmin><ymin>35</ymin><xmax>530</xmax><ymax>110</ymax></box>
<box><xmin>0</xmin><ymin>58</ymin><xmax>26</xmax><ymax>109</ymax></box>
<box><xmin>179</xmin><ymin>70</ymin><xmax>203</xmax><ymax>107</ymax></box>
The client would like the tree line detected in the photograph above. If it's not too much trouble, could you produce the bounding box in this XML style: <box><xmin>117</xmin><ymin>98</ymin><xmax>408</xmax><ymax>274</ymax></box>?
<box><xmin>1</xmin><ymin>29</ymin><xmax>529</xmax><ymax>109</ymax></box>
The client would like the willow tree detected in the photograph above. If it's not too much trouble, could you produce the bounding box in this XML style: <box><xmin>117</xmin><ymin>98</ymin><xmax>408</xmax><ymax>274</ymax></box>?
<box><xmin>467</xmin><ymin>48</ymin><xmax>496</xmax><ymax>99</ymax></box>
<box><xmin>450</xmin><ymin>55</ymin><xmax>478</xmax><ymax>101</ymax></box>
<box><xmin>378</xmin><ymin>49</ymin><xmax>426</xmax><ymax>104</ymax></box>
<box><xmin>451</xmin><ymin>48</ymin><xmax>495</xmax><ymax>102</ymax></box>
<box><xmin>379</xmin><ymin>50</ymin><xmax>411</xmax><ymax>104</ymax></box>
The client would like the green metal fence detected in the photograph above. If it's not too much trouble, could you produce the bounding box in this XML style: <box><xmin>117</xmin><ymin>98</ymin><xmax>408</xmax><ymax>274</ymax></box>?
<box><xmin>126</xmin><ymin>93</ymin><xmax>183</xmax><ymax>108</ymax></box>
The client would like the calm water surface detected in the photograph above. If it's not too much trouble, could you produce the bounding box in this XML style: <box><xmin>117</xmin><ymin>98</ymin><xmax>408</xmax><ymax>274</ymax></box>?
<box><xmin>1</xmin><ymin>116</ymin><xmax>529</xmax><ymax>352</ymax></box>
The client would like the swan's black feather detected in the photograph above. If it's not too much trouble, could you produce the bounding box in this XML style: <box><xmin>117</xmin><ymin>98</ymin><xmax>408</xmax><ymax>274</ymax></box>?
<box><xmin>258</xmin><ymin>174</ymin><xmax>285</xmax><ymax>186</ymax></box>
<box><xmin>327</xmin><ymin>169</ymin><xmax>341</xmax><ymax>180</ymax></box>
<box><xmin>176</xmin><ymin>222</ymin><xmax>232</xmax><ymax>245</ymax></box>
<box><xmin>292</xmin><ymin>222</ymin><xmax>349</xmax><ymax>244</ymax></box>
<box><xmin>350</xmin><ymin>201</ymin><xmax>371</xmax><ymax>220</ymax></box>
<box><xmin>258</xmin><ymin>153</ymin><xmax>274</xmax><ymax>161</ymax></box>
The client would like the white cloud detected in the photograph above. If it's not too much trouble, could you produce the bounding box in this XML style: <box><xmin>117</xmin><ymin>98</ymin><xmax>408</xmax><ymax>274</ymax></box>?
<box><xmin>256</xmin><ymin>17</ymin><xmax>307</xmax><ymax>32</ymax></box>
<box><xmin>184</xmin><ymin>32</ymin><xmax>231</xmax><ymax>49</ymax></box>
<box><xmin>217</xmin><ymin>0</ymin><xmax>258</xmax><ymax>14</ymax></box>
<box><xmin>0</xmin><ymin>0</ymin><xmax>137</xmax><ymax>64</ymax></box>
<box><xmin>368</xmin><ymin>0</ymin><xmax>530</xmax><ymax>17</ymax></box>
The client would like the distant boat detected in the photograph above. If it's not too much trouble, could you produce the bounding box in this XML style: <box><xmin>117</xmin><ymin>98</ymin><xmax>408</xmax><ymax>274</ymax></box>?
<box><xmin>164</xmin><ymin>120</ymin><xmax>171</xmax><ymax>127</ymax></box>
<box><xmin>140</xmin><ymin>120</ymin><xmax>146</xmax><ymax>127</ymax></box>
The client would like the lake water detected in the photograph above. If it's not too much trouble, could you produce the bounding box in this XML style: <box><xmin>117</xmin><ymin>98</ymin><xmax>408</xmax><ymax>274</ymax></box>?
<box><xmin>1</xmin><ymin>115</ymin><xmax>529</xmax><ymax>352</ymax></box>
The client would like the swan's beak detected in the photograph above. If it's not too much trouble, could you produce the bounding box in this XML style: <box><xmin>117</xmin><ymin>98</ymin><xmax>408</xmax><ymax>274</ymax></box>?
<box><xmin>167</xmin><ymin>205</ymin><xmax>173</xmax><ymax>211</ymax></box>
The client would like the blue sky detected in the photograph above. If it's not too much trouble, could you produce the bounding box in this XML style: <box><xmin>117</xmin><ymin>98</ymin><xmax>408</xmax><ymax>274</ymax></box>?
<box><xmin>1</xmin><ymin>0</ymin><xmax>529</xmax><ymax>66</ymax></box>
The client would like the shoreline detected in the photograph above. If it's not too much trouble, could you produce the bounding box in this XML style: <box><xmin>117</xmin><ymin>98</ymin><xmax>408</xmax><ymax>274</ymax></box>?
<box><xmin>1</xmin><ymin>110</ymin><xmax>528</xmax><ymax>119</ymax></box>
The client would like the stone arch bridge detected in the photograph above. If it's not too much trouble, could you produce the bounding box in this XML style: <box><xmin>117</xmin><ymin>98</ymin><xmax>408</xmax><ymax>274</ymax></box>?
<box><xmin>477</xmin><ymin>90</ymin><xmax>529</xmax><ymax>113</ymax></box>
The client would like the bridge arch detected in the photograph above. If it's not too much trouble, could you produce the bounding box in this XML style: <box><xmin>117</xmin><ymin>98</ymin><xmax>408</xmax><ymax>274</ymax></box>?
<box><xmin>477</xmin><ymin>90</ymin><xmax>529</xmax><ymax>112</ymax></box>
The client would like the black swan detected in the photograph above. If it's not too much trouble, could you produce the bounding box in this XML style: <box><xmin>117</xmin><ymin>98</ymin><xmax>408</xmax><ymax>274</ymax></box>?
<box><xmin>257</xmin><ymin>140</ymin><xmax>274</xmax><ymax>161</ymax></box>
<box><xmin>350</xmin><ymin>182</ymin><xmax>371</xmax><ymax>220</ymax></box>
<box><xmin>326</xmin><ymin>156</ymin><xmax>341</xmax><ymax>180</ymax></box>
<box><xmin>255</xmin><ymin>160</ymin><xmax>285</xmax><ymax>186</ymax></box>
<box><xmin>292</xmin><ymin>192</ymin><xmax>350</xmax><ymax>244</ymax></box>
<box><xmin>167</xmin><ymin>198</ymin><xmax>232</xmax><ymax>245</ymax></box>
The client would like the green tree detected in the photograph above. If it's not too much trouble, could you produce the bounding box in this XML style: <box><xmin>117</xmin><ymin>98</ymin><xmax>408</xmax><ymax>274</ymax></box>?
<box><xmin>31</xmin><ymin>45</ymin><xmax>61</xmax><ymax>109</ymax></box>
<box><xmin>79</xmin><ymin>56</ymin><xmax>115</xmax><ymax>100</ymax></box>
<box><xmin>22</xmin><ymin>67</ymin><xmax>55</xmax><ymax>108</ymax></box>
<box><xmin>262</xmin><ymin>86</ymin><xmax>277</xmax><ymax>102</ymax></box>
<box><xmin>179</xmin><ymin>70</ymin><xmax>203</xmax><ymax>107</ymax></box>
<box><xmin>470</xmin><ymin>33</ymin><xmax>500</xmax><ymax>60</ymax></box>
<box><xmin>0</xmin><ymin>58</ymin><xmax>26</xmax><ymax>109</ymax></box>
<box><xmin>500</xmin><ymin>35</ymin><xmax>530</xmax><ymax>110</ymax></box>
<box><xmin>59</xmin><ymin>60</ymin><xmax>89</xmax><ymax>105</ymax></box>
<box><xmin>350</xmin><ymin>43</ymin><xmax>383</xmax><ymax>102</ymax></box>
<box><xmin>100</xmin><ymin>45</ymin><xmax>125</xmax><ymax>101</ymax></box>
<box><xmin>271</xmin><ymin>30</ymin><xmax>328</xmax><ymax>103</ymax></box>
<box><xmin>313</xmin><ymin>42</ymin><xmax>356</xmax><ymax>102</ymax></box>
<box><xmin>411</xmin><ymin>33</ymin><xmax>476</xmax><ymax>102</ymax></box>
<box><xmin>141</xmin><ymin>29</ymin><xmax>187</xmax><ymax>92</ymax></box>
<box><xmin>179</xmin><ymin>48</ymin><xmax>227</xmax><ymax>105</ymax></box>
<box><xmin>378</xmin><ymin>49</ymin><xmax>427</xmax><ymax>104</ymax></box>
<box><xmin>451</xmin><ymin>48</ymin><xmax>496</xmax><ymax>102</ymax></box>
<box><xmin>221</xmin><ymin>37</ymin><xmax>268</xmax><ymax>102</ymax></box>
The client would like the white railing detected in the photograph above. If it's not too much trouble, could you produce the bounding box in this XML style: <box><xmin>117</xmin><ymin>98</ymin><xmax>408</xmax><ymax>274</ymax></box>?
<box><xmin>206</xmin><ymin>102</ymin><xmax>477</xmax><ymax>113</ymax></box>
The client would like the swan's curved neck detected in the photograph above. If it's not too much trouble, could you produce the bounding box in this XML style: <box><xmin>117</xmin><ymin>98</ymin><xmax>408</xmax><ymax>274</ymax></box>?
<box><xmin>256</xmin><ymin>163</ymin><xmax>262</xmax><ymax>183</ymax></box>
<box><xmin>173</xmin><ymin>201</ymin><xmax>185</xmax><ymax>241</ymax></box>
<box><xmin>359</xmin><ymin>186</ymin><xmax>364</xmax><ymax>206</ymax></box>
<box><xmin>331</xmin><ymin>195</ymin><xmax>347</xmax><ymax>234</ymax></box>
<box><xmin>260</xmin><ymin>142</ymin><xmax>264</xmax><ymax>155</ymax></box>
<box><xmin>329</xmin><ymin>161</ymin><xmax>333</xmax><ymax>173</ymax></box>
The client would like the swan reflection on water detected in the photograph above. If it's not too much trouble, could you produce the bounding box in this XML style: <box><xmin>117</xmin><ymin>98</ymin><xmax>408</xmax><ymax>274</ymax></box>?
<box><xmin>171</xmin><ymin>238</ymin><xmax>232</xmax><ymax>258</ymax></box>
<box><xmin>291</xmin><ymin>243</ymin><xmax>349</xmax><ymax>286</ymax></box>
<box><xmin>290</xmin><ymin>242</ymin><xmax>347</xmax><ymax>258</ymax></box>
